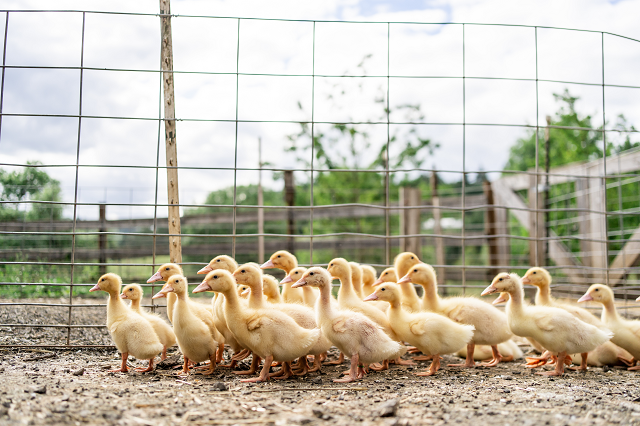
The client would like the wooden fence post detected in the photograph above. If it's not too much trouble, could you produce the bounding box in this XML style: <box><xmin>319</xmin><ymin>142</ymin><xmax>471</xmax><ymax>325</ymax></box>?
<box><xmin>400</xmin><ymin>187</ymin><xmax>422</xmax><ymax>257</ymax></box>
<box><xmin>98</xmin><ymin>204</ymin><xmax>106</xmax><ymax>276</ymax></box>
<box><xmin>431</xmin><ymin>172</ymin><xmax>445</xmax><ymax>284</ymax></box>
<box><xmin>258</xmin><ymin>138</ymin><xmax>264</xmax><ymax>263</ymax></box>
<box><xmin>284</xmin><ymin>171</ymin><xmax>295</xmax><ymax>255</ymax></box>
<box><xmin>529</xmin><ymin>175</ymin><xmax>545</xmax><ymax>266</ymax></box>
<box><xmin>160</xmin><ymin>0</ymin><xmax>182</xmax><ymax>265</ymax></box>
<box><xmin>587</xmin><ymin>167</ymin><xmax>607</xmax><ymax>280</ymax></box>
<box><xmin>576</xmin><ymin>178</ymin><xmax>591</xmax><ymax>267</ymax></box>
<box><xmin>483</xmin><ymin>181</ymin><xmax>500</xmax><ymax>277</ymax></box>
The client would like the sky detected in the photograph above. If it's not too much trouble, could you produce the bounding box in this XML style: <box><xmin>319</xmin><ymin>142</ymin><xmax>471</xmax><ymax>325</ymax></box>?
<box><xmin>1</xmin><ymin>0</ymin><xmax>639</xmax><ymax>220</ymax></box>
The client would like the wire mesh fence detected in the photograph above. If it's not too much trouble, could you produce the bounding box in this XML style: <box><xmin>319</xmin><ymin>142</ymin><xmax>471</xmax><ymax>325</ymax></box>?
<box><xmin>1</xmin><ymin>9</ymin><xmax>640</xmax><ymax>348</ymax></box>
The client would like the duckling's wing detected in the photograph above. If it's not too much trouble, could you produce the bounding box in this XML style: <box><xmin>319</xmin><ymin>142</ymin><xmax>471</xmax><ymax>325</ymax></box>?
<box><xmin>533</xmin><ymin>314</ymin><xmax>556</xmax><ymax>332</ymax></box>
<box><xmin>247</xmin><ymin>314</ymin><xmax>263</xmax><ymax>331</ymax></box>
<box><xmin>409</xmin><ymin>319</ymin><xmax>427</xmax><ymax>336</ymax></box>
<box><xmin>333</xmin><ymin>318</ymin><xmax>348</xmax><ymax>333</ymax></box>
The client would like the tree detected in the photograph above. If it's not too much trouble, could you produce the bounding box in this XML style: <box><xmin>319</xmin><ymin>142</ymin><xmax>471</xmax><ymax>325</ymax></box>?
<box><xmin>0</xmin><ymin>162</ymin><xmax>62</xmax><ymax>221</ymax></box>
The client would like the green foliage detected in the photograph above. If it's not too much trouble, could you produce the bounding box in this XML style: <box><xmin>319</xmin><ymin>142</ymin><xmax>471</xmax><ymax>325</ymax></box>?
<box><xmin>0</xmin><ymin>161</ymin><xmax>62</xmax><ymax>221</ymax></box>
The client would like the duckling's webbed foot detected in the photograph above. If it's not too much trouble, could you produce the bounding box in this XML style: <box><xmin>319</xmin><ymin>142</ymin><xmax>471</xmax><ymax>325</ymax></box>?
<box><xmin>161</xmin><ymin>347</ymin><xmax>168</xmax><ymax>361</ymax></box>
<box><xmin>216</xmin><ymin>343</ymin><xmax>225</xmax><ymax>364</ymax></box>
<box><xmin>416</xmin><ymin>355</ymin><xmax>441</xmax><ymax>376</ymax></box>
<box><xmin>232</xmin><ymin>349</ymin><xmax>251</xmax><ymax>361</ymax></box>
<box><xmin>407</xmin><ymin>346</ymin><xmax>420</xmax><ymax>354</ymax></box>
<box><xmin>308</xmin><ymin>356</ymin><xmax>322</xmax><ymax>373</ymax></box>
<box><xmin>271</xmin><ymin>362</ymin><xmax>294</xmax><ymax>380</ymax></box>
<box><xmin>325</xmin><ymin>352</ymin><xmax>345</xmax><ymax>365</ymax></box>
<box><xmin>200</xmin><ymin>353</ymin><xmax>216</xmax><ymax>375</ymax></box>
<box><xmin>536</xmin><ymin>351</ymin><xmax>567</xmax><ymax>376</ymax></box>
<box><xmin>413</xmin><ymin>354</ymin><xmax>436</xmax><ymax>361</ymax></box>
<box><xmin>234</xmin><ymin>354</ymin><xmax>261</xmax><ymax>376</ymax></box>
<box><xmin>369</xmin><ymin>359</ymin><xmax>389</xmax><ymax>371</ymax></box>
<box><xmin>567</xmin><ymin>352</ymin><xmax>588</xmax><ymax>371</ymax></box>
<box><xmin>109</xmin><ymin>352</ymin><xmax>129</xmax><ymax>373</ymax></box>
<box><xmin>241</xmin><ymin>355</ymin><xmax>271</xmax><ymax>383</ymax></box>
<box><xmin>292</xmin><ymin>356</ymin><xmax>309</xmax><ymax>376</ymax></box>
<box><xmin>478</xmin><ymin>345</ymin><xmax>503</xmax><ymax>367</ymax></box>
<box><xmin>391</xmin><ymin>356</ymin><xmax>415</xmax><ymax>366</ymax></box>
<box><xmin>449</xmin><ymin>343</ymin><xmax>476</xmax><ymax>368</ymax></box>
<box><xmin>134</xmin><ymin>358</ymin><xmax>155</xmax><ymax>373</ymax></box>
<box><xmin>618</xmin><ymin>356</ymin><xmax>637</xmax><ymax>367</ymax></box>
<box><xmin>524</xmin><ymin>350</ymin><xmax>552</xmax><ymax>368</ymax></box>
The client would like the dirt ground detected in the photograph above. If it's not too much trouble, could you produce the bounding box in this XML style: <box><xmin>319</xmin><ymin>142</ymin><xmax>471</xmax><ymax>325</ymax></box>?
<box><xmin>2</xmin><ymin>299</ymin><xmax>640</xmax><ymax>425</ymax></box>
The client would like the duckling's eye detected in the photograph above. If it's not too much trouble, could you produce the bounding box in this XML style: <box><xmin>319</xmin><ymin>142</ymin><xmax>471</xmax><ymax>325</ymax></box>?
<box><xmin>129</xmin><ymin>289</ymin><xmax>133</xmax><ymax>291</ymax></box>
<box><xmin>533</xmin><ymin>271</ymin><xmax>537</xmax><ymax>274</ymax></box>
<box><xmin>216</xmin><ymin>259</ymin><xmax>220</xmax><ymax>262</ymax></box>
<box><xmin>309</xmin><ymin>272</ymin><xmax>314</xmax><ymax>276</ymax></box>
<box><xmin>411</xmin><ymin>256</ymin><xmax>414</xmax><ymax>259</ymax></box>
<box><xmin>499</xmin><ymin>278</ymin><xmax>503</xmax><ymax>281</ymax></box>
<box><xmin>175</xmin><ymin>279</ymin><xmax>179</xmax><ymax>283</ymax></box>
<box><xmin>330</xmin><ymin>263</ymin><xmax>333</xmax><ymax>267</ymax></box>
<box><xmin>413</xmin><ymin>269</ymin><xmax>417</xmax><ymax>273</ymax></box>
<box><xmin>101</xmin><ymin>278</ymin><xmax>105</xmax><ymax>282</ymax></box>
<box><xmin>277</xmin><ymin>255</ymin><xmax>281</xmax><ymax>258</ymax></box>
<box><xmin>165</xmin><ymin>267</ymin><xmax>169</xmax><ymax>270</ymax></box>
<box><xmin>213</xmin><ymin>275</ymin><xmax>218</xmax><ymax>279</ymax></box>
<box><xmin>381</xmin><ymin>288</ymin><xmax>386</xmax><ymax>291</ymax></box>
<box><xmin>595</xmin><ymin>289</ymin><xmax>599</xmax><ymax>292</ymax></box>
<box><xmin>241</xmin><ymin>270</ymin><xmax>246</xmax><ymax>273</ymax></box>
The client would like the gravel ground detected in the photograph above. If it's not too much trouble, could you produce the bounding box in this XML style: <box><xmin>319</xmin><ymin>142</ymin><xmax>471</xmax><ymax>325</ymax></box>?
<box><xmin>2</xmin><ymin>299</ymin><xmax>640</xmax><ymax>425</ymax></box>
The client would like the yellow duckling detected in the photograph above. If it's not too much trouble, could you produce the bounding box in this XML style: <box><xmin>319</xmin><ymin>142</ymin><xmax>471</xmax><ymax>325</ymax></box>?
<box><xmin>120</xmin><ymin>284</ymin><xmax>176</xmax><ymax>360</ymax></box>
<box><xmin>373</xmin><ymin>267</ymin><xmax>397</xmax><ymax>286</ymax></box>
<box><xmin>351</xmin><ymin>261</ymin><xmax>388</xmax><ymax>313</ymax></box>
<box><xmin>153</xmin><ymin>275</ymin><xmax>218</xmax><ymax>375</ymax></box>
<box><xmin>261</xmin><ymin>250</ymin><xmax>305</xmax><ymax>304</ymax></box>
<box><xmin>394</xmin><ymin>252</ymin><xmax>423</xmax><ymax>312</ymax></box>
<box><xmin>91</xmin><ymin>273</ymin><xmax>163</xmax><ymax>373</ymax></box>
<box><xmin>364</xmin><ymin>283</ymin><xmax>474</xmax><ymax>376</ymax></box>
<box><xmin>579</xmin><ymin>284</ymin><xmax>640</xmax><ymax>369</ymax></box>
<box><xmin>195</xmin><ymin>270</ymin><xmax>322</xmax><ymax>382</ymax></box>
<box><xmin>292</xmin><ymin>267</ymin><xmax>406</xmax><ymax>382</ymax></box>
<box><xmin>262</xmin><ymin>274</ymin><xmax>283</xmax><ymax>304</ymax></box>
<box><xmin>281</xmin><ymin>267</ymin><xmax>318</xmax><ymax>308</ymax></box>
<box><xmin>492</xmin><ymin>292</ymin><xmax>546</xmax><ymax>355</ymax></box>
<box><xmin>483</xmin><ymin>273</ymin><xmax>612</xmax><ymax>376</ymax></box>
<box><xmin>234</xmin><ymin>264</ymin><xmax>331</xmax><ymax>376</ymax></box>
<box><xmin>402</xmin><ymin>264</ymin><xmax>512</xmax><ymax>367</ymax></box>
<box><xmin>523</xmin><ymin>267</ymin><xmax>608</xmax><ymax>370</ymax></box>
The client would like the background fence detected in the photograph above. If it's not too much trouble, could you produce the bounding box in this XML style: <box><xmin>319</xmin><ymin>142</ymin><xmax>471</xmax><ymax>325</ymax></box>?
<box><xmin>1</xmin><ymin>6</ymin><xmax>640</xmax><ymax>348</ymax></box>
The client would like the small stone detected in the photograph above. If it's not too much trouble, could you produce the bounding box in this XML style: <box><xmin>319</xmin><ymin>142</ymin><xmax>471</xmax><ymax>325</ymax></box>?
<box><xmin>311</xmin><ymin>377</ymin><xmax>322</xmax><ymax>385</ymax></box>
<box><xmin>312</xmin><ymin>408</ymin><xmax>325</xmax><ymax>418</ymax></box>
<box><xmin>338</xmin><ymin>395</ymin><xmax>344</xmax><ymax>401</ymax></box>
<box><xmin>501</xmin><ymin>375</ymin><xmax>513</xmax><ymax>380</ymax></box>
<box><xmin>378</xmin><ymin>398</ymin><xmax>399</xmax><ymax>417</ymax></box>
<box><xmin>156</xmin><ymin>354</ymin><xmax>182</xmax><ymax>370</ymax></box>
<box><xmin>211</xmin><ymin>382</ymin><xmax>228</xmax><ymax>391</ymax></box>
<box><xmin>603</xmin><ymin>365</ymin><xmax>611</xmax><ymax>373</ymax></box>
<box><xmin>31</xmin><ymin>385</ymin><xmax>46</xmax><ymax>394</ymax></box>
<box><xmin>314</xmin><ymin>400</ymin><xmax>324</xmax><ymax>405</ymax></box>
<box><xmin>288</xmin><ymin>415</ymin><xmax>313</xmax><ymax>424</ymax></box>
<box><xmin>72</xmin><ymin>368</ymin><xmax>85</xmax><ymax>376</ymax></box>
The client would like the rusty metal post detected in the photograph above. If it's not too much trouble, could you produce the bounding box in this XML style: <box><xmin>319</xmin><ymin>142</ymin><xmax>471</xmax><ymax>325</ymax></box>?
<box><xmin>160</xmin><ymin>0</ymin><xmax>182</xmax><ymax>264</ymax></box>
<box><xmin>284</xmin><ymin>170</ymin><xmax>295</xmax><ymax>255</ymax></box>
<box><xmin>98</xmin><ymin>204</ymin><xmax>106</xmax><ymax>277</ymax></box>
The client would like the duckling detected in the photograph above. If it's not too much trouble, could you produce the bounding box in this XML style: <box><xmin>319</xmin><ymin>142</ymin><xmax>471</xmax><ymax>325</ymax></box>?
<box><xmin>234</xmin><ymin>264</ymin><xmax>331</xmax><ymax>375</ymax></box>
<box><xmin>292</xmin><ymin>267</ymin><xmax>406</xmax><ymax>382</ymax></box>
<box><xmin>364</xmin><ymin>283</ymin><xmax>474</xmax><ymax>376</ymax></box>
<box><xmin>262</xmin><ymin>274</ymin><xmax>283</xmax><ymax>304</ymax></box>
<box><xmin>456</xmin><ymin>340</ymin><xmax>523</xmax><ymax>362</ymax></box>
<box><xmin>261</xmin><ymin>250</ymin><xmax>304</xmax><ymax>304</ymax></box>
<box><xmin>401</xmin><ymin>264</ymin><xmax>512</xmax><ymax>367</ymax></box>
<box><xmin>374</xmin><ymin>267</ymin><xmax>398</xmax><ymax>286</ymax></box>
<box><xmin>491</xmin><ymin>291</ymin><xmax>546</xmax><ymax>355</ymax></box>
<box><xmin>281</xmin><ymin>267</ymin><xmax>318</xmax><ymax>308</ymax></box>
<box><xmin>351</xmin><ymin>262</ymin><xmax>388</xmax><ymax>313</ymax></box>
<box><xmin>196</xmin><ymin>255</ymin><xmax>246</xmax><ymax>367</ymax></box>
<box><xmin>361</xmin><ymin>264</ymin><xmax>378</xmax><ymax>297</ymax></box>
<box><xmin>579</xmin><ymin>284</ymin><xmax>640</xmax><ymax>369</ymax></box>
<box><xmin>523</xmin><ymin>267</ymin><xmax>608</xmax><ymax>370</ymax></box>
<box><xmin>394</xmin><ymin>252</ymin><xmax>423</xmax><ymax>312</ymax></box>
<box><xmin>90</xmin><ymin>274</ymin><xmax>163</xmax><ymax>373</ymax></box>
<box><xmin>570</xmin><ymin>341</ymin><xmax>633</xmax><ymax>367</ymax></box>
<box><xmin>153</xmin><ymin>275</ymin><xmax>218</xmax><ymax>375</ymax></box>
<box><xmin>483</xmin><ymin>273</ymin><xmax>612</xmax><ymax>376</ymax></box>
<box><xmin>195</xmin><ymin>270</ymin><xmax>322</xmax><ymax>382</ymax></box>
<box><xmin>120</xmin><ymin>284</ymin><xmax>176</xmax><ymax>360</ymax></box>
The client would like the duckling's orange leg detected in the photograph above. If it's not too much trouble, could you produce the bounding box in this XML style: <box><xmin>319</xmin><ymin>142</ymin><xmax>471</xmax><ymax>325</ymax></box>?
<box><xmin>232</xmin><ymin>348</ymin><xmax>251</xmax><ymax>361</ymax></box>
<box><xmin>417</xmin><ymin>354</ymin><xmax>441</xmax><ymax>376</ymax></box>
<box><xmin>449</xmin><ymin>343</ymin><xmax>476</xmax><ymax>368</ymax></box>
<box><xmin>619</xmin><ymin>356</ymin><xmax>637</xmax><ymax>367</ymax></box>
<box><xmin>413</xmin><ymin>354</ymin><xmax>436</xmax><ymax>361</ymax></box>
<box><xmin>319</xmin><ymin>352</ymin><xmax>327</xmax><ymax>362</ymax></box>
<box><xmin>479</xmin><ymin>345</ymin><xmax>504</xmax><ymax>367</ymax></box>
<box><xmin>135</xmin><ymin>358</ymin><xmax>155</xmax><ymax>373</ymax></box>
<box><xmin>325</xmin><ymin>352</ymin><xmax>345</xmax><ymax>365</ymax></box>
<box><xmin>241</xmin><ymin>355</ymin><xmax>272</xmax><ymax>383</ymax></box>
<box><xmin>334</xmin><ymin>353</ymin><xmax>359</xmax><ymax>383</ymax></box>
<box><xmin>525</xmin><ymin>350</ymin><xmax>552</xmax><ymax>368</ymax></box>
<box><xmin>161</xmin><ymin>346</ymin><xmax>168</xmax><ymax>361</ymax></box>
<box><xmin>182</xmin><ymin>357</ymin><xmax>190</xmax><ymax>374</ymax></box>
<box><xmin>407</xmin><ymin>346</ymin><xmax>420</xmax><ymax>354</ymax></box>
<box><xmin>109</xmin><ymin>352</ymin><xmax>129</xmax><ymax>373</ymax></box>
<box><xmin>537</xmin><ymin>351</ymin><xmax>567</xmax><ymax>376</ymax></box>
<box><xmin>369</xmin><ymin>359</ymin><xmax>389</xmax><ymax>371</ymax></box>
<box><xmin>201</xmin><ymin>353</ymin><xmax>217</xmax><ymax>375</ymax></box>
<box><xmin>271</xmin><ymin>362</ymin><xmax>294</xmax><ymax>380</ymax></box>
<box><xmin>216</xmin><ymin>343</ymin><xmax>225</xmax><ymax>364</ymax></box>
<box><xmin>293</xmin><ymin>356</ymin><xmax>309</xmax><ymax>376</ymax></box>
<box><xmin>234</xmin><ymin>354</ymin><xmax>261</xmax><ymax>376</ymax></box>
<box><xmin>308</xmin><ymin>356</ymin><xmax>322</xmax><ymax>373</ymax></box>
<box><xmin>391</xmin><ymin>356</ymin><xmax>415</xmax><ymax>366</ymax></box>
<box><xmin>567</xmin><ymin>352</ymin><xmax>589</xmax><ymax>371</ymax></box>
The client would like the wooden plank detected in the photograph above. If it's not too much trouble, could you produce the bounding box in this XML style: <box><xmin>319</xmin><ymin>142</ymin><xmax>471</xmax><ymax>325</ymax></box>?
<box><xmin>160</xmin><ymin>0</ymin><xmax>182</xmax><ymax>264</ymax></box>
<box><xmin>575</xmin><ymin>178</ymin><xmax>591</xmax><ymax>267</ymax></box>
<box><xmin>483</xmin><ymin>180</ymin><xmax>500</xmax><ymax>276</ymax></box>
<box><xmin>432</xmin><ymin>172</ymin><xmax>445</xmax><ymax>284</ymax></box>
<box><xmin>587</xmin><ymin>163</ymin><xmax>607</xmax><ymax>280</ymax></box>
<box><xmin>528</xmin><ymin>174</ymin><xmax>545</xmax><ymax>266</ymax></box>
<box><xmin>608</xmin><ymin>225</ymin><xmax>640</xmax><ymax>285</ymax></box>
<box><xmin>400</xmin><ymin>187</ymin><xmax>422</xmax><ymax>256</ymax></box>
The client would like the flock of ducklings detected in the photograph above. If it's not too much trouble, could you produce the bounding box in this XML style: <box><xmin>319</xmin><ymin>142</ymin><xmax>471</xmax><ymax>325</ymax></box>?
<box><xmin>89</xmin><ymin>250</ymin><xmax>640</xmax><ymax>382</ymax></box>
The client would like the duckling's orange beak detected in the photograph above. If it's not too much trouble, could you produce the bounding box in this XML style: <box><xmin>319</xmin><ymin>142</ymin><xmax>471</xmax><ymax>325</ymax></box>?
<box><xmin>193</xmin><ymin>281</ymin><xmax>211</xmax><ymax>293</ymax></box>
<box><xmin>241</xmin><ymin>288</ymin><xmax>250</xmax><ymax>296</ymax></box>
<box><xmin>373</xmin><ymin>278</ymin><xmax>384</xmax><ymax>286</ymax></box>
<box><xmin>492</xmin><ymin>294</ymin><xmax>507</xmax><ymax>305</ymax></box>
<box><xmin>291</xmin><ymin>278</ymin><xmax>306</xmax><ymax>288</ymax></box>
<box><xmin>363</xmin><ymin>293</ymin><xmax>378</xmax><ymax>301</ymax></box>
<box><xmin>481</xmin><ymin>284</ymin><xmax>498</xmax><ymax>296</ymax></box>
<box><xmin>636</xmin><ymin>295</ymin><xmax>640</xmax><ymax>302</ymax></box>
<box><xmin>89</xmin><ymin>284</ymin><xmax>101</xmax><ymax>292</ymax></box>
<box><xmin>280</xmin><ymin>275</ymin><xmax>293</xmax><ymax>284</ymax></box>
<box><xmin>152</xmin><ymin>287</ymin><xmax>172</xmax><ymax>299</ymax></box>
<box><xmin>260</xmin><ymin>259</ymin><xmax>275</xmax><ymax>269</ymax></box>
<box><xmin>397</xmin><ymin>274</ymin><xmax>411</xmax><ymax>284</ymax></box>
<box><xmin>120</xmin><ymin>293</ymin><xmax>128</xmax><ymax>299</ymax></box>
<box><xmin>578</xmin><ymin>292</ymin><xmax>593</xmax><ymax>303</ymax></box>
<box><xmin>521</xmin><ymin>276</ymin><xmax>531</xmax><ymax>285</ymax></box>
<box><xmin>198</xmin><ymin>265</ymin><xmax>213</xmax><ymax>274</ymax></box>
<box><xmin>147</xmin><ymin>271</ymin><xmax>163</xmax><ymax>283</ymax></box>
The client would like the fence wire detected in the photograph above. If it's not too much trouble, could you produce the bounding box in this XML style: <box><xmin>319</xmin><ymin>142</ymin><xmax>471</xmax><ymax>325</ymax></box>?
<box><xmin>0</xmin><ymin>10</ymin><xmax>640</xmax><ymax>348</ymax></box>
